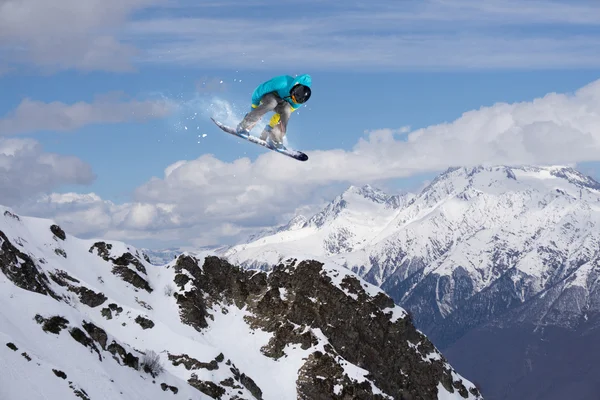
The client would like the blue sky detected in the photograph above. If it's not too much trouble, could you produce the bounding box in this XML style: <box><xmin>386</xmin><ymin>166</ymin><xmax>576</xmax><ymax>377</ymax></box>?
<box><xmin>2</xmin><ymin>0</ymin><xmax>600</xmax><ymax>249</ymax></box>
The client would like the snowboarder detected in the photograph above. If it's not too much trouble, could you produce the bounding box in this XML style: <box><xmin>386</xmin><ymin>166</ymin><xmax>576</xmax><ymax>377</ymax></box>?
<box><xmin>236</xmin><ymin>74</ymin><xmax>312</xmax><ymax>148</ymax></box>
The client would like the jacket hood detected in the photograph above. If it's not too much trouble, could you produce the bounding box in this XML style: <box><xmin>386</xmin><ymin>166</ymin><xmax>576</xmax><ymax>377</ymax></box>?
<box><xmin>292</xmin><ymin>74</ymin><xmax>311</xmax><ymax>88</ymax></box>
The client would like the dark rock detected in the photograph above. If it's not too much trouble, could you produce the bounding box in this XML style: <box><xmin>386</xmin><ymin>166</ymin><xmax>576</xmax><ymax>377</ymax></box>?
<box><xmin>220</xmin><ymin>378</ymin><xmax>238</xmax><ymax>388</ymax></box>
<box><xmin>89</xmin><ymin>241</ymin><xmax>113</xmax><ymax>261</ymax></box>
<box><xmin>113</xmin><ymin>252</ymin><xmax>147</xmax><ymax>275</ymax></box>
<box><xmin>172</xmin><ymin>255</ymin><xmax>265</xmax><ymax>332</ymax></box>
<box><xmin>50</xmin><ymin>224</ymin><xmax>66</xmax><ymax>240</ymax></box>
<box><xmin>135</xmin><ymin>297</ymin><xmax>153</xmax><ymax>310</ymax></box>
<box><xmin>107</xmin><ymin>341</ymin><xmax>139</xmax><ymax>370</ymax></box>
<box><xmin>172</xmin><ymin>261</ymin><xmax>211</xmax><ymax>330</ymax></box>
<box><xmin>6</xmin><ymin>342</ymin><xmax>18</xmax><ymax>351</ymax></box>
<box><xmin>4</xmin><ymin>210</ymin><xmax>20</xmax><ymax>220</ymax></box>
<box><xmin>297</xmin><ymin>351</ymin><xmax>386</xmax><ymax>400</ymax></box>
<box><xmin>82</xmin><ymin>321</ymin><xmax>108</xmax><ymax>350</ymax></box>
<box><xmin>173</xmin><ymin>256</ymin><xmax>481</xmax><ymax>399</ymax></box>
<box><xmin>89</xmin><ymin>242</ymin><xmax>148</xmax><ymax>276</ymax></box>
<box><xmin>0</xmin><ymin>231</ymin><xmax>59</xmax><ymax>299</ymax></box>
<box><xmin>188</xmin><ymin>374</ymin><xmax>226</xmax><ymax>399</ymax></box>
<box><xmin>36</xmin><ymin>315</ymin><xmax>69</xmax><ymax>334</ymax></box>
<box><xmin>230</xmin><ymin>363</ymin><xmax>263</xmax><ymax>400</ymax></box>
<box><xmin>135</xmin><ymin>315</ymin><xmax>155</xmax><ymax>330</ymax></box>
<box><xmin>160</xmin><ymin>383</ymin><xmax>179</xmax><ymax>394</ymax></box>
<box><xmin>69</xmin><ymin>327</ymin><xmax>102</xmax><ymax>361</ymax></box>
<box><xmin>173</xmin><ymin>273</ymin><xmax>190</xmax><ymax>289</ymax></box>
<box><xmin>49</xmin><ymin>270</ymin><xmax>80</xmax><ymax>286</ymax></box>
<box><xmin>74</xmin><ymin>286</ymin><xmax>107</xmax><ymax>308</ymax></box>
<box><xmin>21</xmin><ymin>352</ymin><xmax>31</xmax><ymax>361</ymax></box>
<box><xmin>54</xmin><ymin>248</ymin><xmax>67</xmax><ymax>258</ymax></box>
<box><xmin>112</xmin><ymin>266</ymin><xmax>153</xmax><ymax>293</ymax></box>
<box><xmin>168</xmin><ymin>353</ymin><xmax>219</xmax><ymax>371</ymax></box>
<box><xmin>52</xmin><ymin>369</ymin><xmax>67</xmax><ymax>379</ymax></box>
<box><xmin>101</xmin><ymin>307</ymin><xmax>112</xmax><ymax>320</ymax></box>
<box><xmin>68</xmin><ymin>382</ymin><xmax>91</xmax><ymax>400</ymax></box>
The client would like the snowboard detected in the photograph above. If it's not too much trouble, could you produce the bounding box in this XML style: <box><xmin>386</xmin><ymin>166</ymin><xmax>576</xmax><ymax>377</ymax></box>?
<box><xmin>210</xmin><ymin>117</ymin><xmax>309</xmax><ymax>162</ymax></box>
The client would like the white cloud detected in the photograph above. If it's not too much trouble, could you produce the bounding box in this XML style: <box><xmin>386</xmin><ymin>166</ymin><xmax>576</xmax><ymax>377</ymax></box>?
<box><xmin>0</xmin><ymin>93</ymin><xmax>175</xmax><ymax>135</ymax></box>
<box><xmin>0</xmin><ymin>138</ymin><xmax>95</xmax><ymax>205</ymax></box>
<box><xmin>15</xmin><ymin>78</ymin><xmax>600</xmax><ymax>247</ymax></box>
<box><xmin>3</xmin><ymin>0</ymin><xmax>600</xmax><ymax>72</ymax></box>
<box><xmin>124</xmin><ymin>0</ymin><xmax>600</xmax><ymax>70</ymax></box>
<box><xmin>0</xmin><ymin>0</ymin><xmax>161</xmax><ymax>72</ymax></box>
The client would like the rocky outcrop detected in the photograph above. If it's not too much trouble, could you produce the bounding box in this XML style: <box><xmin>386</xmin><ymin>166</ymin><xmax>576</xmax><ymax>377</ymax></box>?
<box><xmin>0</xmin><ymin>231</ymin><xmax>59</xmax><ymax>299</ymax></box>
<box><xmin>35</xmin><ymin>315</ymin><xmax>69</xmax><ymax>334</ymax></box>
<box><xmin>168</xmin><ymin>353</ymin><xmax>220</xmax><ymax>371</ymax></box>
<box><xmin>135</xmin><ymin>315</ymin><xmax>155</xmax><ymax>329</ymax></box>
<box><xmin>89</xmin><ymin>242</ymin><xmax>152</xmax><ymax>291</ymax></box>
<box><xmin>188</xmin><ymin>376</ymin><xmax>226</xmax><ymax>399</ymax></box>
<box><xmin>49</xmin><ymin>270</ymin><xmax>108</xmax><ymax>308</ymax></box>
<box><xmin>160</xmin><ymin>383</ymin><xmax>178</xmax><ymax>394</ymax></box>
<box><xmin>82</xmin><ymin>321</ymin><xmax>108</xmax><ymax>350</ymax></box>
<box><xmin>101</xmin><ymin>303</ymin><xmax>124</xmax><ymax>320</ymax></box>
<box><xmin>113</xmin><ymin>251</ymin><xmax>147</xmax><ymax>275</ymax></box>
<box><xmin>173</xmin><ymin>255</ymin><xmax>481</xmax><ymax>399</ymax></box>
<box><xmin>111</xmin><ymin>265</ymin><xmax>153</xmax><ymax>293</ymax></box>
<box><xmin>69</xmin><ymin>327</ymin><xmax>102</xmax><ymax>361</ymax></box>
<box><xmin>1</xmin><ymin>210</ymin><xmax>480</xmax><ymax>400</ymax></box>
<box><xmin>50</xmin><ymin>224</ymin><xmax>66</xmax><ymax>241</ymax></box>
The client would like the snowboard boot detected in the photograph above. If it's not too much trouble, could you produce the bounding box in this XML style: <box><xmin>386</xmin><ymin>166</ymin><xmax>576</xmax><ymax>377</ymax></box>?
<box><xmin>260</xmin><ymin>125</ymin><xmax>272</xmax><ymax>141</ymax></box>
<box><xmin>260</xmin><ymin>126</ymin><xmax>284</xmax><ymax>149</ymax></box>
<box><xmin>236</xmin><ymin>117</ymin><xmax>252</xmax><ymax>137</ymax></box>
<box><xmin>266</xmin><ymin>136</ymin><xmax>284</xmax><ymax>149</ymax></box>
<box><xmin>236</xmin><ymin>125</ymin><xmax>250</xmax><ymax>137</ymax></box>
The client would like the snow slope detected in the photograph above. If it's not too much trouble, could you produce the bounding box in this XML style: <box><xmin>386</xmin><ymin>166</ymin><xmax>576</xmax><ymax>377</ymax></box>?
<box><xmin>224</xmin><ymin>184</ymin><xmax>412</xmax><ymax>269</ymax></box>
<box><xmin>0</xmin><ymin>206</ymin><xmax>480</xmax><ymax>399</ymax></box>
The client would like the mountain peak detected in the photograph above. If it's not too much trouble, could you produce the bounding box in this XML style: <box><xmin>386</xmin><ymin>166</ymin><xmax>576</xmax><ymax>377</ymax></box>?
<box><xmin>343</xmin><ymin>184</ymin><xmax>390</xmax><ymax>203</ymax></box>
<box><xmin>420</xmin><ymin>165</ymin><xmax>600</xmax><ymax>202</ymax></box>
<box><xmin>307</xmin><ymin>184</ymin><xmax>404</xmax><ymax>229</ymax></box>
<box><xmin>435</xmin><ymin>165</ymin><xmax>598</xmax><ymax>185</ymax></box>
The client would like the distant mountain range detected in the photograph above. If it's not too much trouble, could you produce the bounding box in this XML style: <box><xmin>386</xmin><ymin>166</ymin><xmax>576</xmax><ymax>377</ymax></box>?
<box><xmin>221</xmin><ymin>165</ymin><xmax>600</xmax><ymax>400</ymax></box>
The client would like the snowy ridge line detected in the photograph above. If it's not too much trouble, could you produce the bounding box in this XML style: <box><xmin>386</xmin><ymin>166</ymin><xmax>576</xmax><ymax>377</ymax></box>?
<box><xmin>0</xmin><ymin>206</ymin><xmax>482</xmax><ymax>399</ymax></box>
<box><xmin>222</xmin><ymin>165</ymin><xmax>600</xmax><ymax>326</ymax></box>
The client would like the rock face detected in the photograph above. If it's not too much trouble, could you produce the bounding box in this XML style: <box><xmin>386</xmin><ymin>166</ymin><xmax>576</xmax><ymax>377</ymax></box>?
<box><xmin>173</xmin><ymin>255</ymin><xmax>481</xmax><ymax>399</ymax></box>
<box><xmin>0</xmin><ymin>230</ymin><xmax>58</xmax><ymax>299</ymax></box>
<box><xmin>0</xmin><ymin>206</ymin><xmax>480</xmax><ymax>400</ymax></box>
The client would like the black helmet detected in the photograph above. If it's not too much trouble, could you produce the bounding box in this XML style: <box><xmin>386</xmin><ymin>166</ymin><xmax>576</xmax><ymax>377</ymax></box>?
<box><xmin>290</xmin><ymin>84</ymin><xmax>311</xmax><ymax>104</ymax></box>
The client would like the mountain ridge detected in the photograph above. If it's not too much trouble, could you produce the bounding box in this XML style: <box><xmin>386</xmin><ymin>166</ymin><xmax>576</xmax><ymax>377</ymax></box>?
<box><xmin>0</xmin><ymin>205</ymin><xmax>480</xmax><ymax>399</ymax></box>
<box><xmin>221</xmin><ymin>164</ymin><xmax>600</xmax><ymax>399</ymax></box>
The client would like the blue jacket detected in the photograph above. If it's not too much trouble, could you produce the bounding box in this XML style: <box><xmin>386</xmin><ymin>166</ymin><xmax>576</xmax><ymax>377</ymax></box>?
<box><xmin>251</xmin><ymin>74</ymin><xmax>312</xmax><ymax>110</ymax></box>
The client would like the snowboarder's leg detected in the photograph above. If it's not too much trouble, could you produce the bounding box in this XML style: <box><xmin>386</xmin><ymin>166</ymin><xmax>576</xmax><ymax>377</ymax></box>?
<box><xmin>237</xmin><ymin>93</ymin><xmax>278</xmax><ymax>134</ymax></box>
<box><xmin>267</xmin><ymin>101</ymin><xmax>293</xmax><ymax>144</ymax></box>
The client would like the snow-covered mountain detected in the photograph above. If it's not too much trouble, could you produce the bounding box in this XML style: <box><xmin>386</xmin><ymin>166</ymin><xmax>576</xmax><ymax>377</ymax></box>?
<box><xmin>223</xmin><ymin>184</ymin><xmax>413</xmax><ymax>269</ymax></box>
<box><xmin>0</xmin><ymin>207</ymin><xmax>481</xmax><ymax>399</ymax></box>
<box><xmin>224</xmin><ymin>165</ymin><xmax>600</xmax><ymax>333</ymax></box>
<box><xmin>223</xmin><ymin>165</ymin><xmax>600</xmax><ymax>399</ymax></box>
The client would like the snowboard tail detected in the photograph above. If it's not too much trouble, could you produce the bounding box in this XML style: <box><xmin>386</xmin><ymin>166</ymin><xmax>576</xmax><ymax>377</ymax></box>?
<box><xmin>211</xmin><ymin>117</ymin><xmax>308</xmax><ymax>162</ymax></box>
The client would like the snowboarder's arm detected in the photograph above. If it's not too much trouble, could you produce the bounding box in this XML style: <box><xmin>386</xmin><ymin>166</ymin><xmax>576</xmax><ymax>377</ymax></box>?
<box><xmin>251</xmin><ymin>76</ymin><xmax>289</xmax><ymax>107</ymax></box>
